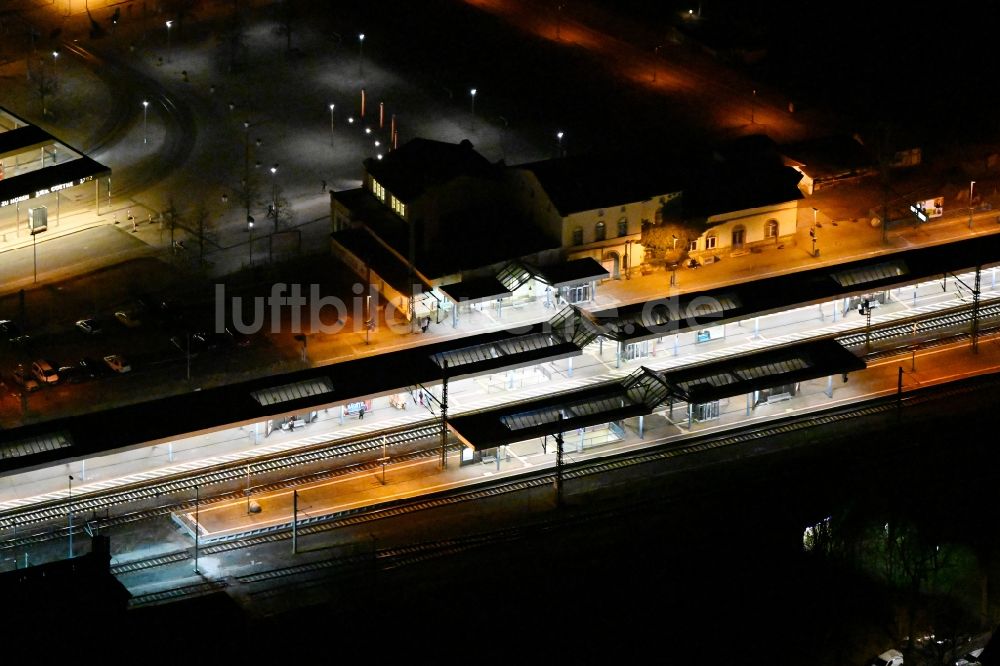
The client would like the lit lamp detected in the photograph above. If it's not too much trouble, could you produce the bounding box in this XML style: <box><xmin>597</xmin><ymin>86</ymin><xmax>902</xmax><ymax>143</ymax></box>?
<box><xmin>358</xmin><ymin>33</ymin><xmax>365</xmax><ymax>76</ymax></box>
<box><xmin>165</xmin><ymin>20</ymin><xmax>173</xmax><ymax>63</ymax></box>
<box><xmin>142</xmin><ymin>100</ymin><xmax>149</xmax><ymax>144</ymax></box>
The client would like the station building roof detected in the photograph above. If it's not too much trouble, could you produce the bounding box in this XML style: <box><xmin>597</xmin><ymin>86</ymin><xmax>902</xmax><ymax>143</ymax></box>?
<box><xmin>363</xmin><ymin>138</ymin><xmax>496</xmax><ymax>203</ymax></box>
<box><xmin>446</xmin><ymin>339</ymin><xmax>865</xmax><ymax>450</ymax></box>
<box><xmin>657</xmin><ymin>339</ymin><xmax>866</xmax><ymax>404</ymax></box>
<box><xmin>0</xmin><ymin>106</ymin><xmax>110</xmax><ymax>209</ymax></box>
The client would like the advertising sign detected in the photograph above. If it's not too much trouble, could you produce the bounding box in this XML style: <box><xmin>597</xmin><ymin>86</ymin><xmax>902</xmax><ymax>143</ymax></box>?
<box><xmin>28</xmin><ymin>207</ymin><xmax>47</xmax><ymax>234</ymax></box>
<box><xmin>909</xmin><ymin>197</ymin><xmax>943</xmax><ymax>222</ymax></box>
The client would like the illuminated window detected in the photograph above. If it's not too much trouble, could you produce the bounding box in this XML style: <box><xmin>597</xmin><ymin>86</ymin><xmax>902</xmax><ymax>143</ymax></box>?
<box><xmin>390</xmin><ymin>195</ymin><xmax>406</xmax><ymax>217</ymax></box>
<box><xmin>765</xmin><ymin>219</ymin><xmax>779</xmax><ymax>238</ymax></box>
<box><xmin>572</xmin><ymin>226</ymin><xmax>583</xmax><ymax>245</ymax></box>
<box><xmin>705</xmin><ymin>235</ymin><xmax>717</xmax><ymax>250</ymax></box>
<box><xmin>617</xmin><ymin>218</ymin><xmax>628</xmax><ymax>237</ymax></box>
<box><xmin>594</xmin><ymin>221</ymin><xmax>606</xmax><ymax>241</ymax></box>
<box><xmin>688</xmin><ymin>239</ymin><xmax>698</xmax><ymax>251</ymax></box>
<box><xmin>370</xmin><ymin>178</ymin><xmax>385</xmax><ymax>201</ymax></box>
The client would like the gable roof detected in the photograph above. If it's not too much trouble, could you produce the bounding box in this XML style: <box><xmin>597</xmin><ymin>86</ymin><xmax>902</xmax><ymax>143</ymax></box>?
<box><xmin>363</xmin><ymin>138</ymin><xmax>496</xmax><ymax>202</ymax></box>
<box><xmin>515</xmin><ymin>152</ymin><xmax>687</xmax><ymax>216</ymax></box>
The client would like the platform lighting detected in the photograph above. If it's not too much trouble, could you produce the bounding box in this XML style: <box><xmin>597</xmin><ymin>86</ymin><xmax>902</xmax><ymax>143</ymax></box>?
<box><xmin>358</xmin><ymin>33</ymin><xmax>365</xmax><ymax>76</ymax></box>
<box><xmin>470</xmin><ymin>88</ymin><xmax>477</xmax><ymax>116</ymax></box>
<box><xmin>166</xmin><ymin>20</ymin><xmax>173</xmax><ymax>63</ymax></box>
<box><xmin>142</xmin><ymin>100</ymin><xmax>149</xmax><ymax>144</ymax></box>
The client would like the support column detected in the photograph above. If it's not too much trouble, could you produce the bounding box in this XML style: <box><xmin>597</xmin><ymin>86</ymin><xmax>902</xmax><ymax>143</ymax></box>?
<box><xmin>554</xmin><ymin>431</ymin><xmax>564</xmax><ymax>507</ymax></box>
<box><xmin>452</xmin><ymin>302</ymin><xmax>458</xmax><ymax>328</ymax></box>
<box><xmin>440</xmin><ymin>360</ymin><xmax>449</xmax><ymax>469</ymax></box>
<box><xmin>577</xmin><ymin>428</ymin><xmax>584</xmax><ymax>453</ymax></box>
<box><xmin>638</xmin><ymin>415</ymin><xmax>644</xmax><ymax>439</ymax></box>
<box><xmin>673</xmin><ymin>334</ymin><xmax>679</xmax><ymax>357</ymax></box>
<box><xmin>825</xmin><ymin>375</ymin><xmax>833</xmax><ymax>398</ymax></box>
<box><xmin>753</xmin><ymin>317</ymin><xmax>760</xmax><ymax>340</ymax></box>
<box><xmin>687</xmin><ymin>403</ymin><xmax>693</xmax><ymax>429</ymax></box>
<box><xmin>746</xmin><ymin>392</ymin><xmax>752</xmax><ymax>416</ymax></box>
<box><xmin>567</xmin><ymin>356</ymin><xmax>573</xmax><ymax>377</ymax></box>
<box><xmin>616</xmin><ymin>341</ymin><xmax>623</xmax><ymax>368</ymax></box>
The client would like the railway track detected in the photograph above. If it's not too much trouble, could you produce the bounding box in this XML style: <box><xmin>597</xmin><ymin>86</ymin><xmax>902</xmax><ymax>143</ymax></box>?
<box><xmin>116</xmin><ymin>377</ymin><xmax>990</xmax><ymax>583</ymax></box>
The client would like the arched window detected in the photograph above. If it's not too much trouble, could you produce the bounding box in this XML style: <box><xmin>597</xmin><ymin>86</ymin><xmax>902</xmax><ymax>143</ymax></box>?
<box><xmin>594</xmin><ymin>221</ymin><xmax>606</xmax><ymax>241</ymax></box>
<box><xmin>617</xmin><ymin>218</ymin><xmax>628</xmax><ymax>237</ymax></box>
<box><xmin>572</xmin><ymin>226</ymin><xmax>583</xmax><ymax>246</ymax></box>
<box><xmin>765</xmin><ymin>219</ymin><xmax>779</xmax><ymax>238</ymax></box>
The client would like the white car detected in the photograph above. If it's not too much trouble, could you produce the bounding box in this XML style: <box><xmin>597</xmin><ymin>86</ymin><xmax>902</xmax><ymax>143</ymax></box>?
<box><xmin>871</xmin><ymin>649</ymin><xmax>904</xmax><ymax>666</ymax></box>
<box><xmin>103</xmin><ymin>354</ymin><xmax>132</xmax><ymax>374</ymax></box>
<box><xmin>75</xmin><ymin>318</ymin><xmax>102</xmax><ymax>335</ymax></box>
<box><xmin>31</xmin><ymin>360</ymin><xmax>60</xmax><ymax>385</ymax></box>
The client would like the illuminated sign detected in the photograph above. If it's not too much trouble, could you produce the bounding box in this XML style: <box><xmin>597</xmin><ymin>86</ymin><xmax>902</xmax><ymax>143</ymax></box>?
<box><xmin>909</xmin><ymin>197</ymin><xmax>943</xmax><ymax>222</ymax></box>
<box><xmin>0</xmin><ymin>194</ymin><xmax>29</xmax><ymax>208</ymax></box>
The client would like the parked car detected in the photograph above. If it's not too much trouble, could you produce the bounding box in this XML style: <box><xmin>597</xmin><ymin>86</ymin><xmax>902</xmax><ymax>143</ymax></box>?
<box><xmin>103</xmin><ymin>354</ymin><xmax>132</xmax><ymax>374</ymax></box>
<box><xmin>0</xmin><ymin>320</ymin><xmax>29</xmax><ymax>344</ymax></box>
<box><xmin>75</xmin><ymin>317</ymin><xmax>103</xmax><ymax>335</ymax></box>
<box><xmin>114</xmin><ymin>310</ymin><xmax>142</xmax><ymax>328</ymax></box>
<box><xmin>79</xmin><ymin>357</ymin><xmax>114</xmax><ymax>378</ymax></box>
<box><xmin>12</xmin><ymin>366</ymin><xmax>40</xmax><ymax>392</ymax></box>
<box><xmin>31</xmin><ymin>359</ymin><xmax>60</xmax><ymax>385</ymax></box>
<box><xmin>956</xmin><ymin>648</ymin><xmax>984</xmax><ymax>666</ymax></box>
<box><xmin>870</xmin><ymin>649</ymin><xmax>904</xmax><ymax>666</ymax></box>
<box><xmin>58</xmin><ymin>365</ymin><xmax>93</xmax><ymax>385</ymax></box>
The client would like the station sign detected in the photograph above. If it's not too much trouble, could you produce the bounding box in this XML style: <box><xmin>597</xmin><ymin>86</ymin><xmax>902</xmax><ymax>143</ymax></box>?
<box><xmin>0</xmin><ymin>175</ymin><xmax>97</xmax><ymax>208</ymax></box>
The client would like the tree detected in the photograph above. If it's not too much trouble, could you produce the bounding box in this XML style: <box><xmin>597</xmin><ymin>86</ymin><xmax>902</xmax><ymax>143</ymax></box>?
<box><xmin>641</xmin><ymin>216</ymin><xmax>707</xmax><ymax>266</ymax></box>
<box><xmin>192</xmin><ymin>201</ymin><xmax>216</xmax><ymax>265</ymax></box>
<box><xmin>27</xmin><ymin>57</ymin><xmax>58</xmax><ymax>117</ymax></box>
<box><xmin>162</xmin><ymin>197</ymin><xmax>182</xmax><ymax>252</ymax></box>
<box><xmin>270</xmin><ymin>183</ymin><xmax>294</xmax><ymax>232</ymax></box>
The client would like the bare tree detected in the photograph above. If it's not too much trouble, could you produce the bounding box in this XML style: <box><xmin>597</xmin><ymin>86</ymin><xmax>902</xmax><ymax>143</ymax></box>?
<box><xmin>27</xmin><ymin>57</ymin><xmax>58</xmax><ymax>117</ymax></box>
<box><xmin>192</xmin><ymin>201</ymin><xmax>216</xmax><ymax>265</ymax></box>
<box><xmin>270</xmin><ymin>183</ymin><xmax>293</xmax><ymax>232</ymax></box>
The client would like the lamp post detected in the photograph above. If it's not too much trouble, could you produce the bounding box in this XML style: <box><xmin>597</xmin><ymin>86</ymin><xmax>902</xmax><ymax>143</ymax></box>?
<box><xmin>247</xmin><ymin>217</ymin><xmax>254</xmax><ymax>266</ymax></box>
<box><xmin>812</xmin><ymin>206</ymin><xmax>820</xmax><ymax>228</ymax></box>
<box><xmin>652</xmin><ymin>44</ymin><xmax>661</xmax><ymax>82</ymax></box>
<box><xmin>329</xmin><ymin>103</ymin><xmax>335</xmax><ymax>147</ymax></box>
<box><xmin>470</xmin><ymin>87</ymin><xmax>477</xmax><ymax>116</ymax></box>
<box><xmin>809</xmin><ymin>227</ymin><xmax>817</xmax><ymax>257</ymax></box>
<box><xmin>556</xmin><ymin>131</ymin><xmax>564</xmax><ymax>157</ymax></box>
<box><xmin>67</xmin><ymin>475</ymin><xmax>74</xmax><ymax>558</ymax></box>
<box><xmin>165</xmin><ymin>20</ymin><xmax>173</xmax><ymax>63</ymax></box>
<box><xmin>358</xmin><ymin>32</ymin><xmax>365</xmax><ymax>76</ymax></box>
<box><xmin>51</xmin><ymin>50</ymin><xmax>58</xmax><ymax>81</ymax></box>
<box><xmin>969</xmin><ymin>180</ymin><xmax>976</xmax><ymax>230</ymax></box>
<box><xmin>556</xmin><ymin>3</ymin><xmax>563</xmax><ymax>40</ymax></box>
<box><xmin>751</xmin><ymin>88</ymin><xmax>756</xmax><ymax>124</ymax></box>
<box><xmin>142</xmin><ymin>100</ymin><xmax>149</xmax><ymax>144</ymax></box>
<box><xmin>270</xmin><ymin>164</ymin><xmax>278</xmax><ymax>231</ymax></box>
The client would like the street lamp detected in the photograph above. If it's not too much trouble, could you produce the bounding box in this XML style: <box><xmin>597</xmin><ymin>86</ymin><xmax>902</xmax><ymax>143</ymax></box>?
<box><xmin>142</xmin><ymin>100</ymin><xmax>149</xmax><ymax>144</ymax></box>
<box><xmin>165</xmin><ymin>20</ymin><xmax>173</xmax><ymax>63</ymax></box>
<box><xmin>812</xmin><ymin>206</ymin><xmax>820</xmax><ymax>228</ymax></box>
<box><xmin>809</xmin><ymin>226</ymin><xmax>818</xmax><ymax>257</ymax></box>
<box><xmin>247</xmin><ymin>217</ymin><xmax>254</xmax><ymax>266</ymax></box>
<box><xmin>358</xmin><ymin>33</ymin><xmax>365</xmax><ymax>76</ymax></box>
<box><xmin>969</xmin><ymin>180</ymin><xmax>976</xmax><ymax>229</ymax></box>
<box><xmin>51</xmin><ymin>50</ymin><xmax>58</xmax><ymax>79</ymax></box>
<box><xmin>67</xmin><ymin>475</ymin><xmax>74</xmax><ymax>558</ymax></box>
<box><xmin>556</xmin><ymin>131</ymin><xmax>564</xmax><ymax>157</ymax></box>
<box><xmin>329</xmin><ymin>103</ymin><xmax>335</xmax><ymax>146</ymax></box>
<box><xmin>751</xmin><ymin>88</ymin><xmax>756</xmax><ymax>124</ymax></box>
<box><xmin>470</xmin><ymin>87</ymin><xmax>477</xmax><ymax>116</ymax></box>
<box><xmin>652</xmin><ymin>44</ymin><xmax>661</xmax><ymax>82</ymax></box>
<box><xmin>270</xmin><ymin>164</ymin><xmax>278</xmax><ymax>230</ymax></box>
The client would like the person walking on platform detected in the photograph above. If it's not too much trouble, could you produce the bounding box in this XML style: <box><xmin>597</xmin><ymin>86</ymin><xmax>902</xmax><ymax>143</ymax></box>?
<box><xmin>358</xmin><ymin>403</ymin><xmax>366</xmax><ymax>420</ymax></box>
